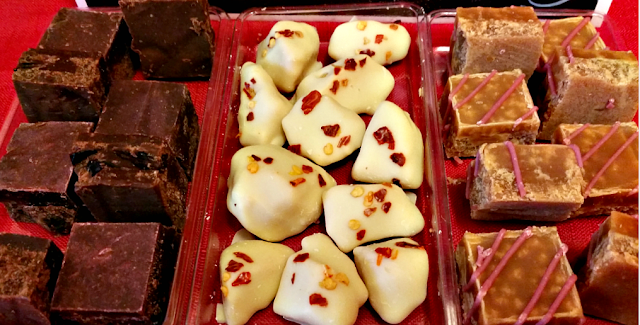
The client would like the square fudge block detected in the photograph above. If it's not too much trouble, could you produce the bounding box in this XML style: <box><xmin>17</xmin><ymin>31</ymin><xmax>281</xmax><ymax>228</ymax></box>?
<box><xmin>468</xmin><ymin>142</ymin><xmax>584</xmax><ymax>221</ymax></box>
<box><xmin>451</xmin><ymin>7</ymin><xmax>543</xmax><ymax>79</ymax></box>
<box><xmin>51</xmin><ymin>223</ymin><xmax>179</xmax><ymax>325</ymax></box>
<box><xmin>95</xmin><ymin>80</ymin><xmax>200</xmax><ymax>178</ymax></box>
<box><xmin>539</xmin><ymin>48</ymin><xmax>639</xmax><ymax>139</ymax></box>
<box><xmin>13</xmin><ymin>49</ymin><xmax>106</xmax><ymax>123</ymax></box>
<box><xmin>541</xmin><ymin>16</ymin><xmax>606</xmax><ymax>65</ymax></box>
<box><xmin>441</xmin><ymin>69</ymin><xmax>539</xmax><ymax>158</ymax></box>
<box><xmin>553</xmin><ymin>123</ymin><xmax>638</xmax><ymax>217</ymax></box>
<box><xmin>37</xmin><ymin>7</ymin><xmax>135</xmax><ymax>81</ymax></box>
<box><xmin>0</xmin><ymin>233</ymin><xmax>63</xmax><ymax>325</ymax></box>
<box><xmin>119</xmin><ymin>0</ymin><xmax>215</xmax><ymax>79</ymax></box>
<box><xmin>576</xmin><ymin>211</ymin><xmax>638</xmax><ymax>325</ymax></box>
<box><xmin>456</xmin><ymin>227</ymin><xmax>584</xmax><ymax>325</ymax></box>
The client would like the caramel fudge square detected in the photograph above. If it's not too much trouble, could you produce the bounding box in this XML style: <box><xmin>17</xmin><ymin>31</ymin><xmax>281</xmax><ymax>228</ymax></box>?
<box><xmin>451</xmin><ymin>7</ymin><xmax>544</xmax><ymax>79</ymax></box>
<box><xmin>468</xmin><ymin>142</ymin><xmax>583</xmax><ymax>221</ymax></box>
<box><xmin>441</xmin><ymin>69</ymin><xmax>539</xmax><ymax>158</ymax></box>
<box><xmin>541</xmin><ymin>16</ymin><xmax>606</xmax><ymax>66</ymax></box>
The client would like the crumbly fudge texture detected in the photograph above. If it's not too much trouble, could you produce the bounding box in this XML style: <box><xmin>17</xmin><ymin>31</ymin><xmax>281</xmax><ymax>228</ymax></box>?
<box><xmin>541</xmin><ymin>16</ymin><xmax>606</xmax><ymax>64</ymax></box>
<box><xmin>469</xmin><ymin>143</ymin><xmax>584</xmax><ymax>221</ymax></box>
<box><xmin>553</xmin><ymin>123</ymin><xmax>638</xmax><ymax>217</ymax></box>
<box><xmin>51</xmin><ymin>223</ymin><xmax>179</xmax><ymax>325</ymax></box>
<box><xmin>576</xmin><ymin>211</ymin><xmax>638</xmax><ymax>325</ymax></box>
<box><xmin>456</xmin><ymin>227</ymin><xmax>583</xmax><ymax>325</ymax></box>
<box><xmin>0</xmin><ymin>233</ymin><xmax>63</xmax><ymax>325</ymax></box>
<box><xmin>451</xmin><ymin>7</ymin><xmax>543</xmax><ymax>79</ymax></box>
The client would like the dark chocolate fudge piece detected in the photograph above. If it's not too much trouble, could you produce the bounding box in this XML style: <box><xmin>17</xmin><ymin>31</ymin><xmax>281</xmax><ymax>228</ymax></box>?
<box><xmin>119</xmin><ymin>0</ymin><xmax>215</xmax><ymax>79</ymax></box>
<box><xmin>37</xmin><ymin>7</ymin><xmax>135</xmax><ymax>81</ymax></box>
<box><xmin>51</xmin><ymin>223</ymin><xmax>179</xmax><ymax>325</ymax></box>
<box><xmin>0</xmin><ymin>233</ymin><xmax>63</xmax><ymax>325</ymax></box>
<box><xmin>13</xmin><ymin>49</ymin><xmax>106</xmax><ymax>123</ymax></box>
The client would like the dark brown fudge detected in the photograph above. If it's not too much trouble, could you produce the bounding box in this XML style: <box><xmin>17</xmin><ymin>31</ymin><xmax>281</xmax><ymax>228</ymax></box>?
<box><xmin>0</xmin><ymin>233</ymin><xmax>63</xmax><ymax>325</ymax></box>
<box><xmin>119</xmin><ymin>0</ymin><xmax>215</xmax><ymax>79</ymax></box>
<box><xmin>51</xmin><ymin>223</ymin><xmax>179</xmax><ymax>325</ymax></box>
<box><xmin>13</xmin><ymin>49</ymin><xmax>106</xmax><ymax>123</ymax></box>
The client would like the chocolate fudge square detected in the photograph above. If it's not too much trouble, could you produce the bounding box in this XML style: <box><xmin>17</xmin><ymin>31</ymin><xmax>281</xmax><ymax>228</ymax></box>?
<box><xmin>119</xmin><ymin>0</ymin><xmax>215</xmax><ymax>79</ymax></box>
<box><xmin>0</xmin><ymin>122</ymin><xmax>93</xmax><ymax>234</ymax></box>
<box><xmin>0</xmin><ymin>233</ymin><xmax>63</xmax><ymax>325</ymax></box>
<box><xmin>13</xmin><ymin>49</ymin><xmax>106</xmax><ymax>123</ymax></box>
<box><xmin>456</xmin><ymin>227</ymin><xmax>584</xmax><ymax>325</ymax></box>
<box><xmin>51</xmin><ymin>223</ymin><xmax>178</xmax><ymax>325</ymax></box>
<box><xmin>95</xmin><ymin>80</ymin><xmax>200</xmax><ymax>178</ymax></box>
<box><xmin>37</xmin><ymin>7</ymin><xmax>135</xmax><ymax>81</ymax></box>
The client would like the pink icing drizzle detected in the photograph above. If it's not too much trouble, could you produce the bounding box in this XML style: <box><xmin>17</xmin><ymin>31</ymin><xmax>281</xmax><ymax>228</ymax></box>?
<box><xmin>535</xmin><ymin>274</ymin><xmax>578</xmax><ymax>325</ymax></box>
<box><xmin>465</xmin><ymin>161</ymin><xmax>474</xmax><ymax>199</ymax></box>
<box><xmin>628</xmin><ymin>185</ymin><xmax>639</xmax><ymax>197</ymax></box>
<box><xmin>453</xmin><ymin>156</ymin><xmax>464</xmax><ymax>165</ymax></box>
<box><xmin>568</xmin><ymin>144</ymin><xmax>584</xmax><ymax>169</ymax></box>
<box><xmin>477</xmin><ymin>74</ymin><xmax>526</xmax><ymax>125</ymax></box>
<box><xmin>475</xmin><ymin>246</ymin><xmax>486</xmax><ymax>267</ymax></box>
<box><xmin>545</xmin><ymin>17</ymin><xmax>590</xmax><ymax>96</ymax></box>
<box><xmin>584</xmin><ymin>32</ymin><xmax>600</xmax><ymax>49</ymax></box>
<box><xmin>542</xmin><ymin>20</ymin><xmax>551</xmax><ymax>34</ymax></box>
<box><xmin>473</xmin><ymin>152</ymin><xmax>481</xmax><ymax>177</ymax></box>
<box><xmin>463</xmin><ymin>229</ymin><xmax>506</xmax><ymax>292</ymax></box>
<box><xmin>566</xmin><ymin>45</ymin><xmax>575</xmax><ymax>64</ymax></box>
<box><xmin>606</xmin><ymin>98</ymin><xmax>615</xmax><ymax>109</ymax></box>
<box><xmin>603</xmin><ymin>46</ymin><xmax>610</xmax><ymax>50</ymax></box>
<box><xmin>582</xmin><ymin>122</ymin><xmax>620</xmax><ymax>161</ymax></box>
<box><xmin>584</xmin><ymin>131</ymin><xmax>639</xmax><ymax>197</ymax></box>
<box><xmin>546</xmin><ymin>64</ymin><xmax>557</xmax><ymax>96</ymax></box>
<box><xmin>453</xmin><ymin>70</ymin><xmax>498</xmax><ymax>110</ymax></box>
<box><xmin>504</xmin><ymin>141</ymin><xmax>526</xmax><ymax>198</ymax></box>
<box><xmin>512</xmin><ymin>106</ymin><xmax>539</xmax><ymax>131</ymax></box>
<box><xmin>561</xmin><ymin>17</ymin><xmax>591</xmax><ymax>49</ymax></box>
<box><xmin>563</xmin><ymin>123</ymin><xmax>591</xmax><ymax>145</ymax></box>
<box><xmin>449</xmin><ymin>73</ymin><xmax>470</xmax><ymax>101</ymax></box>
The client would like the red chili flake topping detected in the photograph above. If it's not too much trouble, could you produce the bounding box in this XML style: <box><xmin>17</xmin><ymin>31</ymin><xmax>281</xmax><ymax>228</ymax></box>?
<box><xmin>263</xmin><ymin>157</ymin><xmax>273</xmax><ymax>164</ymax></box>
<box><xmin>251</xmin><ymin>155</ymin><xmax>261</xmax><ymax>162</ymax></box>
<box><xmin>234</xmin><ymin>252</ymin><xmax>253</xmax><ymax>263</ymax></box>
<box><xmin>321</xmin><ymin>124</ymin><xmax>340</xmax><ymax>137</ymax></box>
<box><xmin>288</xmin><ymin>144</ymin><xmax>301</xmax><ymax>155</ymax></box>
<box><xmin>250</xmin><ymin>78</ymin><xmax>256</xmax><ymax>84</ymax></box>
<box><xmin>291</xmin><ymin>273</ymin><xmax>296</xmax><ymax>284</ymax></box>
<box><xmin>364</xmin><ymin>207</ymin><xmax>377</xmax><ymax>217</ymax></box>
<box><xmin>246</xmin><ymin>112</ymin><xmax>254</xmax><ymax>121</ymax></box>
<box><xmin>382</xmin><ymin>202</ymin><xmax>391</xmax><ymax>213</ymax></box>
<box><xmin>374</xmin><ymin>189</ymin><xmax>387</xmax><ymax>202</ymax></box>
<box><xmin>301</xmin><ymin>90</ymin><xmax>322</xmax><ymax>114</ymax></box>
<box><xmin>232</xmin><ymin>272</ymin><xmax>251</xmax><ymax>286</ymax></box>
<box><xmin>337</xmin><ymin>135</ymin><xmax>351</xmax><ymax>148</ymax></box>
<box><xmin>375</xmin><ymin>247</ymin><xmax>393</xmax><ymax>258</ymax></box>
<box><xmin>294</xmin><ymin>253</ymin><xmax>310</xmax><ymax>263</ymax></box>
<box><xmin>329</xmin><ymin>80</ymin><xmax>340</xmax><ymax>94</ymax></box>
<box><xmin>242</xmin><ymin>82</ymin><xmax>255</xmax><ymax>99</ymax></box>
<box><xmin>390</xmin><ymin>153</ymin><xmax>406</xmax><ymax>166</ymax></box>
<box><xmin>359</xmin><ymin>57</ymin><xmax>367</xmax><ymax>67</ymax></box>
<box><xmin>375</xmin><ymin>34</ymin><xmax>384</xmax><ymax>44</ymax></box>
<box><xmin>359</xmin><ymin>49</ymin><xmax>375</xmax><ymax>57</ymax></box>
<box><xmin>309</xmin><ymin>293</ymin><xmax>328</xmax><ymax>307</ymax></box>
<box><xmin>318</xmin><ymin>174</ymin><xmax>326</xmax><ymax>187</ymax></box>
<box><xmin>356</xmin><ymin>229</ymin><xmax>366</xmax><ymax>241</ymax></box>
<box><xmin>395</xmin><ymin>241</ymin><xmax>423</xmax><ymax>249</ymax></box>
<box><xmin>276</xmin><ymin>29</ymin><xmax>295</xmax><ymax>37</ymax></box>
<box><xmin>226</xmin><ymin>260</ymin><xmax>243</xmax><ymax>272</ymax></box>
<box><xmin>302</xmin><ymin>165</ymin><xmax>313</xmax><ymax>174</ymax></box>
<box><xmin>344</xmin><ymin>58</ymin><xmax>357</xmax><ymax>71</ymax></box>
<box><xmin>334</xmin><ymin>66</ymin><xmax>341</xmax><ymax>75</ymax></box>
<box><xmin>390</xmin><ymin>24</ymin><xmax>399</xmax><ymax>30</ymax></box>
<box><xmin>373</xmin><ymin>127</ymin><xmax>395</xmax><ymax>149</ymax></box>
<box><xmin>290</xmin><ymin>178</ymin><xmax>306</xmax><ymax>187</ymax></box>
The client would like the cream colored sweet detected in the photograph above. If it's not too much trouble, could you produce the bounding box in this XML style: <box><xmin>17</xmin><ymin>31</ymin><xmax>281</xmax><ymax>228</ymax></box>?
<box><xmin>256</xmin><ymin>21</ymin><xmax>321</xmax><ymax>93</ymax></box>
<box><xmin>295</xmin><ymin>54</ymin><xmax>394</xmax><ymax>115</ymax></box>
<box><xmin>282</xmin><ymin>92</ymin><xmax>366</xmax><ymax>166</ymax></box>
<box><xmin>238</xmin><ymin>62</ymin><xmax>292</xmax><ymax>146</ymax></box>
<box><xmin>328</xmin><ymin>20</ymin><xmax>411</xmax><ymax>66</ymax></box>
<box><xmin>273</xmin><ymin>233</ymin><xmax>368</xmax><ymax>325</ymax></box>
<box><xmin>227</xmin><ymin>145</ymin><xmax>336</xmax><ymax>242</ymax></box>
<box><xmin>353</xmin><ymin>238</ymin><xmax>428</xmax><ymax>324</ymax></box>
<box><xmin>323</xmin><ymin>184</ymin><xmax>424</xmax><ymax>252</ymax></box>
<box><xmin>351</xmin><ymin>101</ymin><xmax>424</xmax><ymax>189</ymax></box>
<box><xmin>219</xmin><ymin>240</ymin><xmax>294</xmax><ymax>325</ymax></box>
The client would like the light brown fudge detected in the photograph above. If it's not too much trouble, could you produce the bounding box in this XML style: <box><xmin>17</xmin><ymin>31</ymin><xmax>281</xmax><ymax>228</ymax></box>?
<box><xmin>468</xmin><ymin>143</ymin><xmax>584</xmax><ymax>221</ymax></box>
<box><xmin>552</xmin><ymin>123</ymin><xmax>638</xmax><ymax>217</ymax></box>
<box><xmin>541</xmin><ymin>16</ymin><xmax>606</xmax><ymax>65</ymax></box>
<box><xmin>441</xmin><ymin>69</ymin><xmax>539</xmax><ymax>158</ymax></box>
<box><xmin>456</xmin><ymin>227</ymin><xmax>584</xmax><ymax>325</ymax></box>
<box><xmin>451</xmin><ymin>7</ymin><xmax>543</xmax><ymax>79</ymax></box>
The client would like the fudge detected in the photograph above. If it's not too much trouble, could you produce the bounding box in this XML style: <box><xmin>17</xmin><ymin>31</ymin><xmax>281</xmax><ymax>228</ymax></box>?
<box><xmin>441</xmin><ymin>69</ymin><xmax>539</xmax><ymax>158</ymax></box>
<box><xmin>451</xmin><ymin>7</ymin><xmax>544</xmax><ymax>79</ymax></box>
<box><xmin>13</xmin><ymin>49</ymin><xmax>106</xmax><ymax>123</ymax></box>
<box><xmin>0</xmin><ymin>234</ymin><xmax>63</xmax><ymax>325</ymax></box>
<box><xmin>456</xmin><ymin>227</ymin><xmax>584</xmax><ymax>325</ymax></box>
<box><xmin>540</xmin><ymin>47</ymin><xmax>639</xmax><ymax>139</ymax></box>
<box><xmin>576</xmin><ymin>211</ymin><xmax>638</xmax><ymax>325</ymax></box>
<box><xmin>468</xmin><ymin>142</ymin><xmax>584</xmax><ymax>221</ymax></box>
<box><xmin>0</xmin><ymin>122</ymin><xmax>93</xmax><ymax>234</ymax></box>
<box><xmin>553</xmin><ymin>123</ymin><xmax>638</xmax><ymax>217</ymax></box>
<box><xmin>51</xmin><ymin>223</ymin><xmax>178</xmax><ymax>325</ymax></box>
<box><xmin>540</xmin><ymin>16</ymin><xmax>606</xmax><ymax>66</ymax></box>
<box><xmin>119</xmin><ymin>0</ymin><xmax>215</xmax><ymax>79</ymax></box>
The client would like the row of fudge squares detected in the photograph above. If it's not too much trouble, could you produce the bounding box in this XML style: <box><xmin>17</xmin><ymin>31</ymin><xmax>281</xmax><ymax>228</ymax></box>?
<box><xmin>0</xmin><ymin>223</ymin><xmax>178</xmax><ymax>325</ymax></box>
<box><xmin>0</xmin><ymin>80</ymin><xmax>200</xmax><ymax>235</ymax></box>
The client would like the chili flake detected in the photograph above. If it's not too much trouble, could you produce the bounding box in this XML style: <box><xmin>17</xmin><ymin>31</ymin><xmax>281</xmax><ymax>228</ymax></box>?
<box><xmin>288</xmin><ymin>144</ymin><xmax>301</xmax><ymax>155</ymax></box>
<box><xmin>301</xmin><ymin>90</ymin><xmax>322</xmax><ymax>114</ymax></box>
<box><xmin>246</xmin><ymin>112</ymin><xmax>254</xmax><ymax>121</ymax></box>
<box><xmin>321</xmin><ymin>124</ymin><xmax>340</xmax><ymax>137</ymax></box>
<box><xmin>294</xmin><ymin>253</ymin><xmax>310</xmax><ymax>263</ymax></box>
<box><xmin>374</xmin><ymin>189</ymin><xmax>387</xmax><ymax>202</ymax></box>
<box><xmin>334</xmin><ymin>66</ymin><xmax>341</xmax><ymax>75</ymax></box>
<box><xmin>309</xmin><ymin>293</ymin><xmax>328</xmax><ymax>307</ymax></box>
<box><xmin>359</xmin><ymin>49</ymin><xmax>375</xmax><ymax>57</ymax></box>
<box><xmin>232</xmin><ymin>272</ymin><xmax>251</xmax><ymax>286</ymax></box>
<box><xmin>396</xmin><ymin>241</ymin><xmax>423</xmax><ymax>249</ymax></box>
<box><xmin>250</xmin><ymin>155</ymin><xmax>261</xmax><ymax>162</ymax></box>
<box><xmin>373</xmin><ymin>126</ymin><xmax>395</xmax><ymax>149</ymax></box>
<box><xmin>329</xmin><ymin>80</ymin><xmax>340</xmax><ymax>94</ymax></box>
<box><xmin>290</xmin><ymin>178</ymin><xmax>306</xmax><ymax>187</ymax></box>
<box><xmin>356</xmin><ymin>229</ymin><xmax>366</xmax><ymax>241</ymax></box>
<box><xmin>291</xmin><ymin>273</ymin><xmax>296</xmax><ymax>284</ymax></box>
<box><xmin>375</xmin><ymin>34</ymin><xmax>384</xmax><ymax>44</ymax></box>
<box><xmin>226</xmin><ymin>260</ymin><xmax>243</xmax><ymax>272</ymax></box>
<box><xmin>390</xmin><ymin>153</ymin><xmax>406</xmax><ymax>166</ymax></box>
<box><xmin>276</xmin><ymin>29</ymin><xmax>295</xmax><ymax>37</ymax></box>
<box><xmin>344</xmin><ymin>58</ymin><xmax>357</xmax><ymax>71</ymax></box>
<box><xmin>364</xmin><ymin>207</ymin><xmax>377</xmax><ymax>217</ymax></box>
<box><xmin>234</xmin><ymin>252</ymin><xmax>254</xmax><ymax>263</ymax></box>
<box><xmin>359</xmin><ymin>57</ymin><xmax>367</xmax><ymax>67</ymax></box>
<box><xmin>301</xmin><ymin>165</ymin><xmax>313</xmax><ymax>174</ymax></box>
<box><xmin>382</xmin><ymin>202</ymin><xmax>391</xmax><ymax>213</ymax></box>
<box><xmin>337</xmin><ymin>135</ymin><xmax>351</xmax><ymax>148</ymax></box>
<box><xmin>390</xmin><ymin>24</ymin><xmax>399</xmax><ymax>30</ymax></box>
<box><xmin>263</xmin><ymin>157</ymin><xmax>273</xmax><ymax>164</ymax></box>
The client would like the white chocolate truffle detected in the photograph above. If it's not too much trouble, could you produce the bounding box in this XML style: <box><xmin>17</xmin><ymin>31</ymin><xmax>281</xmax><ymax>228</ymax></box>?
<box><xmin>238</xmin><ymin>62</ymin><xmax>292</xmax><ymax>147</ymax></box>
<box><xmin>273</xmin><ymin>233</ymin><xmax>368</xmax><ymax>325</ymax></box>
<box><xmin>328</xmin><ymin>20</ymin><xmax>411</xmax><ymax>66</ymax></box>
<box><xmin>227</xmin><ymin>145</ymin><xmax>336</xmax><ymax>242</ymax></box>
<box><xmin>353</xmin><ymin>238</ymin><xmax>428</xmax><ymax>324</ymax></box>
<box><xmin>323</xmin><ymin>184</ymin><xmax>424</xmax><ymax>252</ymax></box>
<box><xmin>282</xmin><ymin>92</ymin><xmax>366</xmax><ymax>166</ymax></box>
<box><xmin>256</xmin><ymin>21</ymin><xmax>320</xmax><ymax>93</ymax></box>
<box><xmin>351</xmin><ymin>101</ymin><xmax>424</xmax><ymax>189</ymax></box>
<box><xmin>219</xmin><ymin>240</ymin><xmax>294</xmax><ymax>325</ymax></box>
<box><xmin>295</xmin><ymin>54</ymin><xmax>394</xmax><ymax>115</ymax></box>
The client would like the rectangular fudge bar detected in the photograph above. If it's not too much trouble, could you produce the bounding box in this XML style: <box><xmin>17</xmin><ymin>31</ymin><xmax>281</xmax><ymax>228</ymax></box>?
<box><xmin>541</xmin><ymin>16</ymin><xmax>606</xmax><ymax>65</ymax></box>
<box><xmin>456</xmin><ymin>227</ymin><xmax>583</xmax><ymax>325</ymax></box>
<box><xmin>553</xmin><ymin>123</ymin><xmax>638</xmax><ymax>217</ymax></box>
<box><xmin>441</xmin><ymin>69</ymin><xmax>539</xmax><ymax>158</ymax></box>
<box><xmin>51</xmin><ymin>223</ymin><xmax>179</xmax><ymax>325</ymax></box>
<box><xmin>119</xmin><ymin>0</ymin><xmax>215</xmax><ymax>79</ymax></box>
<box><xmin>451</xmin><ymin>7</ymin><xmax>543</xmax><ymax>79</ymax></box>
<box><xmin>468</xmin><ymin>142</ymin><xmax>584</xmax><ymax>221</ymax></box>
<box><xmin>0</xmin><ymin>233</ymin><xmax>63</xmax><ymax>325</ymax></box>
<box><xmin>576</xmin><ymin>211</ymin><xmax>638</xmax><ymax>325</ymax></box>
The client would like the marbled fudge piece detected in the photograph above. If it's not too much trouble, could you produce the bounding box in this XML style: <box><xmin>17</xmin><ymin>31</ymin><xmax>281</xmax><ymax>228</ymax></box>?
<box><xmin>541</xmin><ymin>16</ymin><xmax>606</xmax><ymax>66</ymax></box>
<box><xmin>553</xmin><ymin>123</ymin><xmax>638</xmax><ymax>217</ymax></box>
<box><xmin>441</xmin><ymin>69</ymin><xmax>539</xmax><ymax>158</ymax></box>
<box><xmin>451</xmin><ymin>7</ymin><xmax>543</xmax><ymax>79</ymax></box>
